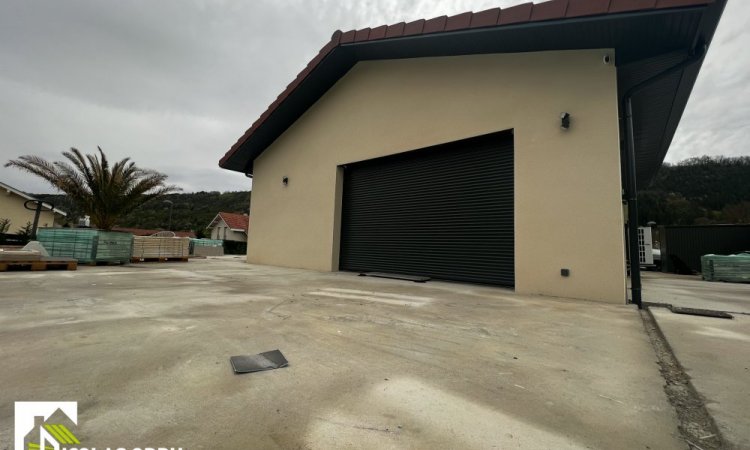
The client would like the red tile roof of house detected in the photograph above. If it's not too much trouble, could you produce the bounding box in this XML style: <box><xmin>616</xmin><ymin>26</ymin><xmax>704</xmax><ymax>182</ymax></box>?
<box><xmin>214</xmin><ymin>212</ymin><xmax>249</xmax><ymax>232</ymax></box>
<box><xmin>219</xmin><ymin>0</ymin><xmax>716</xmax><ymax>172</ymax></box>
<box><xmin>112</xmin><ymin>227</ymin><xmax>197</xmax><ymax>238</ymax></box>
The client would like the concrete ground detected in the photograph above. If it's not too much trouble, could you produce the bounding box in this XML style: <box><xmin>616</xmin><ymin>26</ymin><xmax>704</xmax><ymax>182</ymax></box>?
<box><xmin>1</xmin><ymin>258</ymin><xmax>685</xmax><ymax>449</ymax></box>
<box><xmin>643</xmin><ymin>271</ymin><xmax>750</xmax><ymax>314</ymax></box>
<box><xmin>644</xmin><ymin>272</ymin><xmax>750</xmax><ymax>449</ymax></box>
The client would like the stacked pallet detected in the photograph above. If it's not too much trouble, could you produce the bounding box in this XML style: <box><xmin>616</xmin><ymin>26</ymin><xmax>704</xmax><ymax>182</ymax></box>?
<box><xmin>701</xmin><ymin>253</ymin><xmax>750</xmax><ymax>283</ymax></box>
<box><xmin>0</xmin><ymin>248</ymin><xmax>77</xmax><ymax>271</ymax></box>
<box><xmin>132</xmin><ymin>236</ymin><xmax>190</xmax><ymax>261</ymax></box>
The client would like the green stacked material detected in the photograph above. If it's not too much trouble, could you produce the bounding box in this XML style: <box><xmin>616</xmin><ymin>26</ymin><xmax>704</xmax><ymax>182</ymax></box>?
<box><xmin>37</xmin><ymin>228</ymin><xmax>134</xmax><ymax>264</ymax></box>
<box><xmin>189</xmin><ymin>238</ymin><xmax>224</xmax><ymax>256</ymax></box>
<box><xmin>191</xmin><ymin>239</ymin><xmax>223</xmax><ymax>247</ymax></box>
<box><xmin>701</xmin><ymin>253</ymin><xmax>750</xmax><ymax>283</ymax></box>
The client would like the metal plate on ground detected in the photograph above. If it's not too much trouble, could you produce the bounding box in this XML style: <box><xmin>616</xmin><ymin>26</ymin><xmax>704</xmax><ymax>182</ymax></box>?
<box><xmin>670</xmin><ymin>306</ymin><xmax>733</xmax><ymax>319</ymax></box>
<box><xmin>359</xmin><ymin>272</ymin><xmax>431</xmax><ymax>283</ymax></box>
<box><xmin>230</xmin><ymin>349</ymin><xmax>288</xmax><ymax>374</ymax></box>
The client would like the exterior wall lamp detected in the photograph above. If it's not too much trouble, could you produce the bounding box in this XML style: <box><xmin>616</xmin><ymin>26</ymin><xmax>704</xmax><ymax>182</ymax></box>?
<box><xmin>560</xmin><ymin>112</ymin><xmax>571</xmax><ymax>129</ymax></box>
<box><xmin>282</xmin><ymin>176</ymin><xmax>289</xmax><ymax>186</ymax></box>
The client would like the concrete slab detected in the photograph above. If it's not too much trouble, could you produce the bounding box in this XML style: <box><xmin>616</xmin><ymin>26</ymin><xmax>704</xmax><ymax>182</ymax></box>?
<box><xmin>0</xmin><ymin>258</ymin><xmax>683</xmax><ymax>449</ymax></box>
<box><xmin>650</xmin><ymin>308</ymin><xmax>750</xmax><ymax>449</ymax></box>
<box><xmin>643</xmin><ymin>271</ymin><xmax>750</xmax><ymax>314</ymax></box>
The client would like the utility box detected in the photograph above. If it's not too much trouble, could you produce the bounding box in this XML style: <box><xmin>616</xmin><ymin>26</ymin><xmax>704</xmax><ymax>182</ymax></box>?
<box><xmin>638</xmin><ymin>227</ymin><xmax>654</xmax><ymax>266</ymax></box>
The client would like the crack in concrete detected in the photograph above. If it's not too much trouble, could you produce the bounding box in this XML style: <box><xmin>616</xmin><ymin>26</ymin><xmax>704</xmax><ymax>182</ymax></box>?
<box><xmin>314</xmin><ymin>417</ymin><xmax>399</xmax><ymax>434</ymax></box>
<box><xmin>640</xmin><ymin>308</ymin><xmax>728</xmax><ymax>450</ymax></box>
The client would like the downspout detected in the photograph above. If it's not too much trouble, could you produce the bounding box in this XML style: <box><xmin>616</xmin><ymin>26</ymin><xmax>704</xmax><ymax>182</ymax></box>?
<box><xmin>623</xmin><ymin>43</ymin><xmax>706</xmax><ymax>308</ymax></box>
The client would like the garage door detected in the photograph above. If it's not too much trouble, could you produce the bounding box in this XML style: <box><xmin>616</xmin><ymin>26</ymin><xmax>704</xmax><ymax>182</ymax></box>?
<box><xmin>340</xmin><ymin>130</ymin><xmax>514</xmax><ymax>286</ymax></box>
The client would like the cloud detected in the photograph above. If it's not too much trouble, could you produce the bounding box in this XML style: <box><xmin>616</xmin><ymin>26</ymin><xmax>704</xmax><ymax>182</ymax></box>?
<box><xmin>0</xmin><ymin>0</ymin><xmax>746</xmax><ymax>194</ymax></box>
<box><xmin>666</xmin><ymin>0</ymin><xmax>750</xmax><ymax>162</ymax></box>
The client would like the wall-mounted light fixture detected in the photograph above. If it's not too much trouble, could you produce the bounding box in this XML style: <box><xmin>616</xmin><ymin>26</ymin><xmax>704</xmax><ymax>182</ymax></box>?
<box><xmin>560</xmin><ymin>112</ymin><xmax>571</xmax><ymax>130</ymax></box>
<box><xmin>282</xmin><ymin>176</ymin><xmax>289</xmax><ymax>186</ymax></box>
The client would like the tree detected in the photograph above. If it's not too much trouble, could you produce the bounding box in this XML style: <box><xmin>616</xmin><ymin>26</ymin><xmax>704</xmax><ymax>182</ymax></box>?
<box><xmin>639</xmin><ymin>155</ymin><xmax>750</xmax><ymax>225</ymax></box>
<box><xmin>0</xmin><ymin>218</ymin><xmax>10</xmax><ymax>234</ymax></box>
<box><xmin>722</xmin><ymin>201</ymin><xmax>750</xmax><ymax>224</ymax></box>
<box><xmin>32</xmin><ymin>190</ymin><xmax>252</xmax><ymax>233</ymax></box>
<box><xmin>5</xmin><ymin>147</ymin><xmax>180</xmax><ymax>230</ymax></box>
<box><xmin>16</xmin><ymin>221</ymin><xmax>33</xmax><ymax>239</ymax></box>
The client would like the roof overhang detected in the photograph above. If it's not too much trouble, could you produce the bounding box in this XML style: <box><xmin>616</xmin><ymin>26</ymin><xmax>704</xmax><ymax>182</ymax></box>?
<box><xmin>206</xmin><ymin>213</ymin><xmax>225</xmax><ymax>230</ymax></box>
<box><xmin>207</xmin><ymin>213</ymin><xmax>249</xmax><ymax>233</ymax></box>
<box><xmin>219</xmin><ymin>0</ymin><xmax>726</xmax><ymax>187</ymax></box>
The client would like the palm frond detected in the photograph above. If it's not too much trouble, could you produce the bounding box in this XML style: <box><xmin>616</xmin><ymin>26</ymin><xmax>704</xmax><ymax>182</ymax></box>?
<box><xmin>6</xmin><ymin>147</ymin><xmax>181</xmax><ymax>230</ymax></box>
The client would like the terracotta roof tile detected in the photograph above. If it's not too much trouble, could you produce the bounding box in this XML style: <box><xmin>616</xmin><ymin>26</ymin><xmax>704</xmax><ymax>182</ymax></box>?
<box><xmin>217</xmin><ymin>212</ymin><xmax>249</xmax><ymax>232</ymax></box>
<box><xmin>354</xmin><ymin>28</ymin><xmax>371</xmax><ymax>42</ymax></box>
<box><xmin>385</xmin><ymin>22</ymin><xmax>406</xmax><ymax>38</ymax></box>
<box><xmin>403</xmin><ymin>19</ymin><xmax>426</xmax><ymax>36</ymax></box>
<box><xmin>423</xmin><ymin>16</ymin><xmax>447</xmax><ymax>33</ymax></box>
<box><xmin>369</xmin><ymin>25</ymin><xmax>388</xmax><ymax>40</ymax></box>
<box><xmin>498</xmin><ymin>3</ymin><xmax>534</xmax><ymax>24</ymax></box>
<box><xmin>445</xmin><ymin>12</ymin><xmax>473</xmax><ymax>31</ymax></box>
<box><xmin>608</xmin><ymin>0</ymin><xmax>656</xmax><ymax>13</ymax></box>
<box><xmin>470</xmin><ymin>8</ymin><xmax>501</xmax><ymax>28</ymax></box>
<box><xmin>531</xmin><ymin>0</ymin><xmax>569</xmax><ymax>21</ymax></box>
<box><xmin>566</xmin><ymin>0</ymin><xmax>611</xmax><ymax>17</ymax></box>
<box><xmin>340</xmin><ymin>30</ymin><xmax>356</xmax><ymax>43</ymax></box>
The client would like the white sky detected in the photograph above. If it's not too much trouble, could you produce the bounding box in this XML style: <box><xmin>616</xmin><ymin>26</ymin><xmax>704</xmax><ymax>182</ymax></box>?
<box><xmin>0</xmin><ymin>0</ymin><xmax>747</xmax><ymax>194</ymax></box>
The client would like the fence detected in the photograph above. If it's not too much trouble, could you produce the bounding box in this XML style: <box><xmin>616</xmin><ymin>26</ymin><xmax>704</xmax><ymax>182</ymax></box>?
<box><xmin>660</xmin><ymin>224</ymin><xmax>750</xmax><ymax>274</ymax></box>
<box><xmin>223</xmin><ymin>240</ymin><xmax>247</xmax><ymax>255</ymax></box>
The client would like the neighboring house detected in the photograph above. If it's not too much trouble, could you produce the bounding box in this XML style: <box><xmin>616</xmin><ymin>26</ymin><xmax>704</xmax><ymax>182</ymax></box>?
<box><xmin>207</xmin><ymin>212</ymin><xmax>249</xmax><ymax>242</ymax></box>
<box><xmin>0</xmin><ymin>181</ymin><xmax>67</xmax><ymax>232</ymax></box>
<box><xmin>218</xmin><ymin>0</ymin><xmax>726</xmax><ymax>304</ymax></box>
<box><xmin>112</xmin><ymin>227</ymin><xmax>197</xmax><ymax>238</ymax></box>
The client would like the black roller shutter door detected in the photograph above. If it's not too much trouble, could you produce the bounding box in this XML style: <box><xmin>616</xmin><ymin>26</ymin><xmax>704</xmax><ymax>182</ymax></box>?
<box><xmin>340</xmin><ymin>130</ymin><xmax>514</xmax><ymax>286</ymax></box>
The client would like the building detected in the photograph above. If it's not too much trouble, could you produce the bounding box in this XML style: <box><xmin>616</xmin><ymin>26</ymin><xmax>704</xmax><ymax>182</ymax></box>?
<box><xmin>218</xmin><ymin>0</ymin><xmax>726</xmax><ymax>304</ymax></box>
<box><xmin>207</xmin><ymin>212</ymin><xmax>249</xmax><ymax>242</ymax></box>
<box><xmin>0</xmin><ymin>181</ymin><xmax>67</xmax><ymax>232</ymax></box>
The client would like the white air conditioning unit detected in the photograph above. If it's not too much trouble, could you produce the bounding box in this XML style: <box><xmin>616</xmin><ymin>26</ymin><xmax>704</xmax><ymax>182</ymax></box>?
<box><xmin>638</xmin><ymin>226</ymin><xmax>654</xmax><ymax>266</ymax></box>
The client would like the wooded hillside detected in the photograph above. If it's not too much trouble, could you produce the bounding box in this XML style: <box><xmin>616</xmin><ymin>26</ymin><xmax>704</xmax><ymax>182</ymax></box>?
<box><xmin>27</xmin><ymin>155</ymin><xmax>749</xmax><ymax>233</ymax></box>
<box><xmin>35</xmin><ymin>191</ymin><xmax>250</xmax><ymax>237</ymax></box>
<box><xmin>638</xmin><ymin>156</ymin><xmax>750</xmax><ymax>225</ymax></box>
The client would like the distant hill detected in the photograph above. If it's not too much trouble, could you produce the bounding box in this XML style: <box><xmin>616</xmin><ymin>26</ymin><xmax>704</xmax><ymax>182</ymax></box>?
<box><xmin>638</xmin><ymin>155</ymin><xmax>750</xmax><ymax>225</ymax></box>
<box><xmin>34</xmin><ymin>191</ymin><xmax>251</xmax><ymax>237</ymax></box>
<box><xmin>29</xmin><ymin>156</ymin><xmax>748</xmax><ymax>234</ymax></box>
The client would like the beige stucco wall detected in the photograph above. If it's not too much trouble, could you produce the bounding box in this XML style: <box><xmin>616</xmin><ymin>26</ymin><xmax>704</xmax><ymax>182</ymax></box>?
<box><xmin>0</xmin><ymin>190</ymin><xmax>59</xmax><ymax>233</ymax></box>
<box><xmin>247</xmin><ymin>50</ymin><xmax>626</xmax><ymax>303</ymax></box>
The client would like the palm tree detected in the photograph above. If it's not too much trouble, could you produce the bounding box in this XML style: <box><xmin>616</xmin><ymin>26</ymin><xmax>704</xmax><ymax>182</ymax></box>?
<box><xmin>5</xmin><ymin>147</ymin><xmax>180</xmax><ymax>230</ymax></box>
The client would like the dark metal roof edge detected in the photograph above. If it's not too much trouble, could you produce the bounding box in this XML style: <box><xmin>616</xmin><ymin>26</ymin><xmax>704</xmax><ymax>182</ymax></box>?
<box><xmin>638</xmin><ymin>0</ymin><xmax>728</xmax><ymax>185</ymax></box>
<box><xmin>339</xmin><ymin>6</ymin><xmax>703</xmax><ymax>49</ymax></box>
